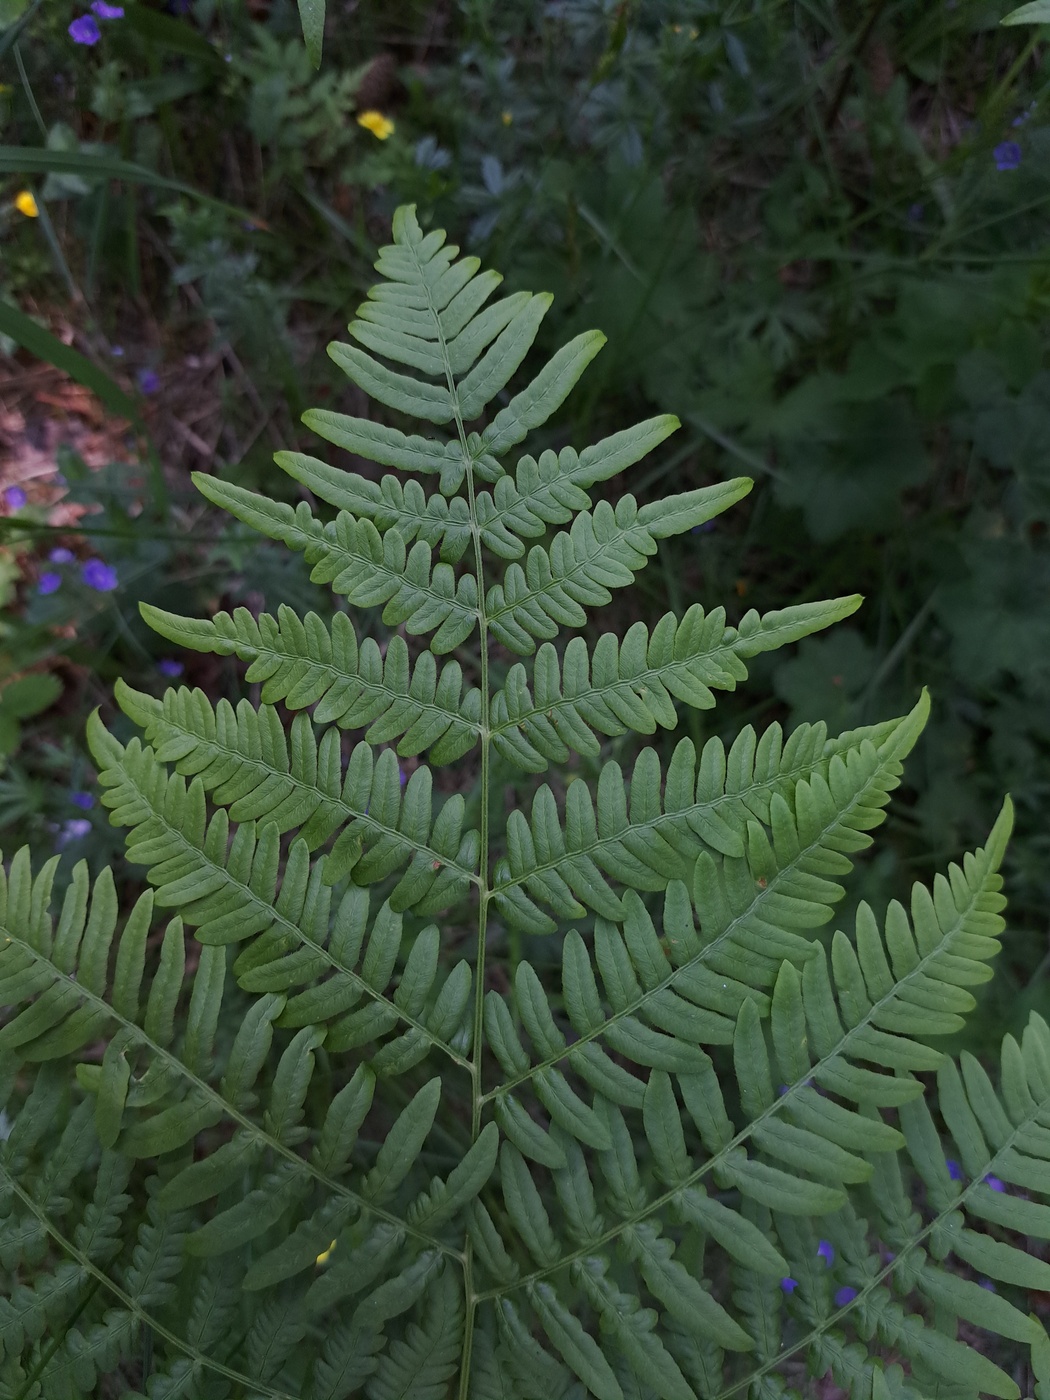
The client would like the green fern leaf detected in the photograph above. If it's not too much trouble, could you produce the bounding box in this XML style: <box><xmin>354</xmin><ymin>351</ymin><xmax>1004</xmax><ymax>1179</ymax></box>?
<box><xmin>0</xmin><ymin>204</ymin><xmax>1038</xmax><ymax>1400</ymax></box>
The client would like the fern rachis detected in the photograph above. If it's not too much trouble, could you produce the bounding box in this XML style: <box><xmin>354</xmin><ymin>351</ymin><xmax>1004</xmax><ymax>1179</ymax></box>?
<box><xmin>0</xmin><ymin>205</ymin><xmax>1046</xmax><ymax>1400</ymax></box>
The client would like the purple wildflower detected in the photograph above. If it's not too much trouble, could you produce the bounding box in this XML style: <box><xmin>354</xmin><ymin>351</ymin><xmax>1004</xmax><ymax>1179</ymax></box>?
<box><xmin>69</xmin><ymin>14</ymin><xmax>101</xmax><ymax>43</ymax></box>
<box><xmin>817</xmin><ymin>1241</ymin><xmax>834</xmax><ymax>1265</ymax></box>
<box><xmin>779</xmin><ymin>1277</ymin><xmax>798</xmax><ymax>1293</ymax></box>
<box><xmin>979</xmin><ymin>1278</ymin><xmax>997</xmax><ymax>1291</ymax></box>
<box><xmin>49</xmin><ymin>547</ymin><xmax>75</xmax><ymax>564</ymax></box>
<box><xmin>399</xmin><ymin>766</ymin><xmax>407</xmax><ymax>788</ymax></box>
<box><xmin>82</xmin><ymin>559</ymin><xmax>118</xmax><ymax>591</ymax></box>
<box><xmin>946</xmin><ymin>1159</ymin><xmax>964</xmax><ymax>1181</ymax></box>
<box><xmin>136</xmin><ymin>368</ymin><xmax>160</xmax><ymax>394</ymax></box>
<box><xmin>983</xmin><ymin>1174</ymin><xmax>1006</xmax><ymax>1192</ymax></box>
<box><xmin>4</xmin><ymin>486</ymin><xmax>26</xmax><ymax>509</ymax></box>
<box><xmin>70</xmin><ymin>792</ymin><xmax>94</xmax><ymax>809</ymax></box>
<box><xmin>994</xmin><ymin>141</ymin><xmax>1022</xmax><ymax>172</ymax></box>
<box><xmin>109</xmin><ymin>345</ymin><xmax>124</xmax><ymax>357</ymax></box>
<box><xmin>907</xmin><ymin>202</ymin><xmax>924</xmax><ymax>223</ymax></box>
<box><xmin>834</xmin><ymin>1286</ymin><xmax>858</xmax><ymax>1307</ymax></box>
<box><xmin>56</xmin><ymin>818</ymin><xmax>92</xmax><ymax>848</ymax></box>
<box><xmin>38</xmin><ymin>572</ymin><xmax>62</xmax><ymax>596</ymax></box>
<box><xmin>90</xmin><ymin>1</ymin><xmax>124</xmax><ymax>15</ymax></box>
<box><xmin>157</xmin><ymin>658</ymin><xmax>184</xmax><ymax>678</ymax></box>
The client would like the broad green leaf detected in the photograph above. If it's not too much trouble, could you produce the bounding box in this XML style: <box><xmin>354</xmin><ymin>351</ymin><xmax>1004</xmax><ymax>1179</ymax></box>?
<box><xmin>1001</xmin><ymin>0</ymin><xmax>1050</xmax><ymax>21</ymax></box>
<box><xmin>298</xmin><ymin>0</ymin><xmax>325</xmax><ymax>65</ymax></box>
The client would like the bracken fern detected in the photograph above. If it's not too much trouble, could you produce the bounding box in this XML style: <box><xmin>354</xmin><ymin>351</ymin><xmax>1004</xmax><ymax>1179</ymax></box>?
<box><xmin>1</xmin><ymin>206</ymin><xmax>1048</xmax><ymax>1400</ymax></box>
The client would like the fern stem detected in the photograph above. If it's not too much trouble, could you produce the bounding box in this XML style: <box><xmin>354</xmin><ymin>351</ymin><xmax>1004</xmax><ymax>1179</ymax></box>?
<box><xmin>408</xmin><ymin>228</ymin><xmax>492</xmax><ymax>1399</ymax></box>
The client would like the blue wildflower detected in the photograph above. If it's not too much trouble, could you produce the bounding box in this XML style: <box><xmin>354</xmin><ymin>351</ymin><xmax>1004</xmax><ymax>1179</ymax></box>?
<box><xmin>38</xmin><ymin>572</ymin><xmax>62</xmax><ymax>596</ymax></box>
<box><xmin>137</xmin><ymin>368</ymin><xmax>160</xmax><ymax>394</ymax></box>
<box><xmin>49</xmin><ymin>547</ymin><xmax>75</xmax><ymax>564</ymax></box>
<box><xmin>4</xmin><ymin>486</ymin><xmax>26</xmax><ymax>509</ymax></box>
<box><xmin>994</xmin><ymin>141</ymin><xmax>1022</xmax><ymax>172</ymax></box>
<box><xmin>834</xmin><ymin>1286</ymin><xmax>858</xmax><ymax>1307</ymax></box>
<box><xmin>69</xmin><ymin>14</ymin><xmax>101</xmax><ymax>42</ymax></box>
<box><xmin>907</xmin><ymin>202</ymin><xmax>924</xmax><ymax>222</ymax></box>
<box><xmin>946</xmin><ymin>1159</ymin><xmax>964</xmax><ymax>1181</ymax></box>
<box><xmin>979</xmin><ymin>1278</ymin><xmax>997</xmax><ymax>1291</ymax></box>
<box><xmin>983</xmin><ymin>1174</ymin><xmax>1006</xmax><ymax>1192</ymax></box>
<box><xmin>70</xmin><ymin>792</ymin><xmax>94</xmax><ymax>809</ymax></box>
<box><xmin>779</xmin><ymin>1277</ymin><xmax>798</xmax><ymax>1293</ymax></box>
<box><xmin>90</xmin><ymin>1</ymin><xmax>124</xmax><ymax>15</ymax></box>
<box><xmin>817</xmin><ymin>1241</ymin><xmax>834</xmax><ymax>1265</ymax></box>
<box><xmin>157</xmin><ymin>658</ymin><xmax>184</xmax><ymax>678</ymax></box>
<box><xmin>82</xmin><ymin>559</ymin><xmax>118</xmax><ymax>591</ymax></box>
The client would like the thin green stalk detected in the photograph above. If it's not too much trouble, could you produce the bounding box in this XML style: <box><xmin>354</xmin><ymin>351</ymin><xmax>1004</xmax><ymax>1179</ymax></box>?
<box><xmin>13</xmin><ymin>42</ymin><xmax>45</xmax><ymax>141</ymax></box>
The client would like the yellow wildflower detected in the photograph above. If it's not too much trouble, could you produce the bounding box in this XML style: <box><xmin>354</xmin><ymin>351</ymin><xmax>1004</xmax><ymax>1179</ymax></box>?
<box><xmin>315</xmin><ymin>1239</ymin><xmax>337</xmax><ymax>1265</ymax></box>
<box><xmin>14</xmin><ymin>190</ymin><xmax>38</xmax><ymax>219</ymax></box>
<box><xmin>501</xmin><ymin>110</ymin><xmax>513</xmax><ymax>125</ymax></box>
<box><xmin>357</xmin><ymin>109</ymin><xmax>395</xmax><ymax>141</ymax></box>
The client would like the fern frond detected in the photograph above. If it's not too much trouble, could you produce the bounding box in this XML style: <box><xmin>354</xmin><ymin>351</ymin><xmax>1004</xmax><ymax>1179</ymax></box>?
<box><xmin>282</xmin><ymin>417</ymin><xmax>682</xmax><ymax>568</ymax></box>
<box><xmin>136</xmin><ymin>606</ymin><xmax>482</xmax><ymax>762</ymax></box>
<box><xmin>852</xmin><ymin>1012</ymin><xmax>1050</xmax><ymax>1396</ymax></box>
<box><xmin>472</xmin><ymin>805</ymin><xmax>1013</xmax><ymax>1396</ymax></box>
<box><xmin>191</xmin><ymin>475</ymin><xmax>481</xmax><ymax>654</ymax></box>
<box><xmin>88</xmin><ymin>710</ymin><xmax>478</xmax><ymax>911</ymax></box>
<box><xmin>275</xmin><ymin>451</ymin><xmax>476</xmax><ymax>560</ymax></box>
<box><xmin>491</xmin><ymin>595</ymin><xmax>862</xmax><ymax>772</ymax></box>
<box><xmin>484</xmin><ymin>484</ymin><xmax>749</xmax><ymax>656</ymax></box>
<box><xmin>2</xmin><ymin>204</ymin><xmax>1035</xmax><ymax>1398</ymax></box>
<box><xmin>365</xmin><ymin>1265</ymin><xmax>463</xmax><ymax>1400</ymax></box>
<box><xmin>0</xmin><ymin>852</ymin><xmax>496</xmax><ymax>1398</ymax></box>
<box><xmin>493</xmin><ymin>689</ymin><xmax>928</xmax><ymax>933</ymax></box>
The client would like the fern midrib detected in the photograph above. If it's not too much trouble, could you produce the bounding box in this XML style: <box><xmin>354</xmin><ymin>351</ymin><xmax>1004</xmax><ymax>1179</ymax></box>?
<box><xmin>0</xmin><ymin>927</ymin><xmax>463</xmax><ymax>1258</ymax></box>
<box><xmin>400</xmin><ymin>236</ymin><xmax>494</xmax><ymax>1400</ymax></box>
<box><xmin>478</xmin><ymin>827</ymin><xmax>999</xmax><ymax>1307</ymax></box>
<box><xmin>483</xmin><ymin>732</ymin><xmax>897</xmax><ymax>1103</ymax></box>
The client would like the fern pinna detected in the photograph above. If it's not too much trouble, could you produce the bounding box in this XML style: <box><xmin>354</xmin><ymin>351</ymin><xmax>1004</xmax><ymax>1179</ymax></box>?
<box><xmin>1</xmin><ymin>206</ymin><xmax>1048</xmax><ymax>1400</ymax></box>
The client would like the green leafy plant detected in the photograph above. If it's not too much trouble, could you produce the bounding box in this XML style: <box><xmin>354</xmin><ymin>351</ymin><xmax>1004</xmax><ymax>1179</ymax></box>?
<box><xmin>1</xmin><ymin>205</ymin><xmax>1048</xmax><ymax>1400</ymax></box>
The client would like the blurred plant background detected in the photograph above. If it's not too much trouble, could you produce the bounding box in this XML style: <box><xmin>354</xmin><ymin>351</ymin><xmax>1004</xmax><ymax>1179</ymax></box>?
<box><xmin>2</xmin><ymin>0</ymin><xmax>1050</xmax><ymax>1056</ymax></box>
